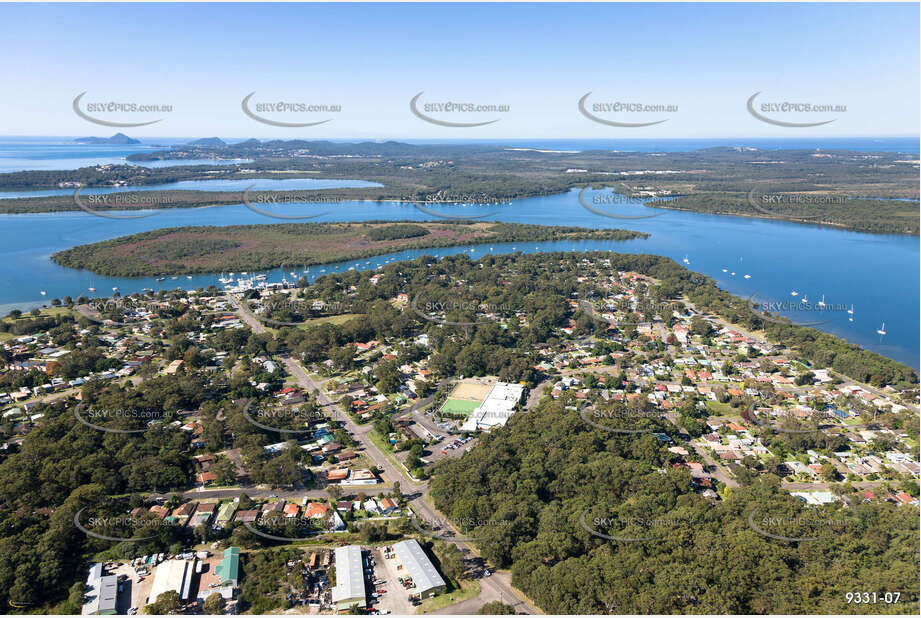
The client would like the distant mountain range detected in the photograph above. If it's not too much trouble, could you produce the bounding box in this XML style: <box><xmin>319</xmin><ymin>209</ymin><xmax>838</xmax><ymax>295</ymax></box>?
<box><xmin>185</xmin><ymin>137</ymin><xmax>227</xmax><ymax>148</ymax></box>
<box><xmin>75</xmin><ymin>132</ymin><xmax>141</xmax><ymax>145</ymax></box>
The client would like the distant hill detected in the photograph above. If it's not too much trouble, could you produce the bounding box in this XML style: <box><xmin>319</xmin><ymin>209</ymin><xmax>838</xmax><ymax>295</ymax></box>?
<box><xmin>75</xmin><ymin>132</ymin><xmax>140</xmax><ymax>145</ymax></box>
<box><xmin>186</xmin><ymin>137</ymin><xmax>226</xmax><ymax>148</ymax></box>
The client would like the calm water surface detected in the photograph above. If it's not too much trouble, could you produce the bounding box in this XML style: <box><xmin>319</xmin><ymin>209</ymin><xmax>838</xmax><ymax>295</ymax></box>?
<box><xmin>0</xmin><ymin>189</ymin><xmax>917</xmax><ymax>369</ymax></box>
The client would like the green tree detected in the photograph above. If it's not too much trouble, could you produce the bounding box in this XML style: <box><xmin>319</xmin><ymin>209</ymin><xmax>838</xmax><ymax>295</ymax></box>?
<box><xmin>202</xmin><ymin>592</ymin><xmax>226</xmax><ymax>615</ymax></box>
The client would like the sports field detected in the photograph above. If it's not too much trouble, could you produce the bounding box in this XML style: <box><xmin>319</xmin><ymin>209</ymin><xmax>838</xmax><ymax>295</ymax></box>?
<box><xmin>441</xmin><ymin>398</ymin><xmax>482</xmax><ymax>414</ymax></box>
<box><xmin>440</xmin><ymin>379</ymin><xmax>494</xmax><ymax>414</ymax></box>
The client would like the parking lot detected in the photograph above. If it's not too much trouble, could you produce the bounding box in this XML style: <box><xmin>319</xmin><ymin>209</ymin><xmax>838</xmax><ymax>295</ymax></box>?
<box><xmin>429</xmin><ymin>435</ymin><xmax>477</xmax><ymax>462</ymax></box>
<box><xmin>368</xmin><ymin>546</ymin><xmax>415</xmax><ymax>615</ymax></box>
<box><xmin>109</xmin><ymin>561</ymin><xmax>151</xmax><ymax>614</ymax></box>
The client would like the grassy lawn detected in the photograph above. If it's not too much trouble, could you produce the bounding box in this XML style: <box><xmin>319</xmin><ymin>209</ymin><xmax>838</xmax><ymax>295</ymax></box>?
<box><xmin>440</xmin><ymin>398</ymin><xmax>481</xmax><ymax>415</ymax></box>
<box><xmin>1</xmin><ymin>306</ymin><xmax>81</xmax><ymax>341</ymax></box>
<box><xmin>368</xmin><ymin>429</ymin><xmax>396</xmax><ymax>454</ymax></box>
<box><xmin>705</xmin><ymin>400</ymin><xmax>736</xmax><ymax>416</ymax></box>
<box><xmin>296</xmin><ymin>313</ymin><xmax>365</xmax><ymax>329</ymax></box>
<box><xmin>415</xmin><ymin>579</ymin><xmax>481</xmax><ymax>614</ymax></box>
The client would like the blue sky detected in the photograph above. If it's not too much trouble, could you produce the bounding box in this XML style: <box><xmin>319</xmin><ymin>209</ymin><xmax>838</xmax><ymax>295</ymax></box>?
<box><xmin>0</xmin><ymin>2</ymin><xmax>918</xmax><ymax>138</ymax></box>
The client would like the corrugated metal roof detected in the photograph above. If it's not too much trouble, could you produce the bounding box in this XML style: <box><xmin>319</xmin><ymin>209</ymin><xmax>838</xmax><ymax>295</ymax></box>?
<box><xmin>82</xmin><ymin>565</ymin><xmax>117</xmax><ymax>615</ymax></box>
<box><xmin>393</xmin><ymin>539</ymin><xmax>446</xmax><ymax>594</ymax></box>
<box><xmin>332</xmin><ymin>545</ymin><xmax>366</xmax><ymax>605</ymax></box>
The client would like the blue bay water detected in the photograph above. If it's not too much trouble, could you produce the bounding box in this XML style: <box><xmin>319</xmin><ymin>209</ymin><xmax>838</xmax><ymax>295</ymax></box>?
<box><xmin>0</xmin><ymin>137</ymin><xmax>917</xmax><ymax>368</ymax></box>
<box><xmin>0</xmin><ymin>189</ymin><xmax>917</xmax><ymax>369</ymax></box>
<box><xmin>0</xmin><ymin>177</ymin><xmax>382</xmax><ymax>199</ymax></box>
<box><xmin>0</xmin><ymin>137</ymin><xmax>250</xmax><ymax>173</ymax></box>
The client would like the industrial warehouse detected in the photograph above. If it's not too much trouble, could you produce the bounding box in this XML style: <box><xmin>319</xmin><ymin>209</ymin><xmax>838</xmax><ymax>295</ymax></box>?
<box><xmin>331</xmin><ymin>545</ymin><xmax>367</xmax><ymax>611</ymax></box>
<box><xmin>392</xmin><ymin>539</ymin><xmax>447</xmax><ymax>599</ymax></box>
<box><xmin>81</xmin><ymin>563</ymin><xmax>117</xmax><ymax>615</ymax></box>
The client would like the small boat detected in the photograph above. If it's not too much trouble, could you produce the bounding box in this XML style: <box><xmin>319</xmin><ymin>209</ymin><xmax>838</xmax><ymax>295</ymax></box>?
<box><xmin>801</xmin><ymin>295</ymin><xmax>808</xmax><ymax>303</ymax></box>
<box><xmin>817</xmin><ymin>295</ymin><xmax>826</xmax><ymax>307</ymax></box>
<box><xmin>682</xmin><ymin>255</ymin><xmax>690</xmax><ymax>264</ymax></box>
<box><xmin>791</xmin><ymin>291</ymin><xmax>798</xmax><ymax>296</ymax></box>
<box><xmin>88</xmin><ymin>287</ymin><xmax>96</xmax><ymax>292</ymax></box>
<box><xmin>743</xmin><ymin>274</ymin><xmax>751</xmax><ymax>279</ymax></box>
<box><xmin>730</xmin><ymin>272</ymin><xmax>736</xmax><ymax>276</ymax></box>
<box><xmin>112</xmin><ymin>287</ymin><xmax>118</xmax><ymax>291</ymax></box>
<box><xmin>186</xmin><ymin>275</ymin><xmax>193</xmax><ymax>279</ymax></box>
<box><xmin>849</xmin><ymin>317</ymin><xmax>854</xmax><ymax>322</ymax></box>
<box><xmin>877</xmin><ymin>322</ymin><xmax>886</xmax><ymax>335</ymax></box>
<box><xmin>847</xmin><ymin>304</ymin><xmax>854</xmax><ymax>315</ymax></box>
<box><xmin>156</xmin><ymin>277</ymin><xmax>165</xmax><ymax>281</ymax></box>
<box><xmin>721</xmin><ymin>268</ymin><xmax>728</xmax><ymax>273</ymax></box>
<box><xmin>170</xmin><ymin>276</ymin><xmax>178</xmax><ymax>280</ymax></box>
<box><xmin>40</xmin><ymin>290</ymin><xmax>46</xmax><ymax>296</ymax></box>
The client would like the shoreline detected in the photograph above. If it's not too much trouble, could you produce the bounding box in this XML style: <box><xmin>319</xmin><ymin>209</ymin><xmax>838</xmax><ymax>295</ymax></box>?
<box><xmin>0</xmin><ymin>184</ymin><xmax>916</xmax><ymax>236</ymax></box>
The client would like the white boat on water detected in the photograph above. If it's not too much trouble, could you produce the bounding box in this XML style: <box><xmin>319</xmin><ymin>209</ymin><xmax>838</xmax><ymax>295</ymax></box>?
<box><xmin>721</xmin><ymin>268</ymin><xmax>728</xmax><ymax>272</ymax></box>
<box><xmin>817</xmin><ymin>295</ymin><xmax>826</xmax><ymax>307</ymax></box>
<box><xmin>186</xmin><ymin>275</ymin><xmax>192</xmax><ymax>279</ymax></box>
<box><xmin>682</xmin><ymin>255</ymin><xmax>690</xmax><ymax>264</ymax></box>
<box><xmin>847</xmin><ymin>304</ymin><xmax>854</xmax><ymax>314</ymax></box>
<box><xmin>40</xmin><ymin>290</ymin><xmax>46</xmax><ymax>296</ymax></box>
<box><xmin>730</xmin><ymin>272</ymin><xmax>735</xmax><ymax>276</ymax></box>
<box><xmin>743</xmin><ymin>274</ymin><xmax>751</xmax><ymax>279</ymax></box>
<box><xmin>791</xmin><ymin>291</ymin><xmax>798</xmax><ymax>296</ymax></box>
<box><xmin>877</xmin><ymin>322</ymin><xmax>886</xmax><ymax>335</ymax></box>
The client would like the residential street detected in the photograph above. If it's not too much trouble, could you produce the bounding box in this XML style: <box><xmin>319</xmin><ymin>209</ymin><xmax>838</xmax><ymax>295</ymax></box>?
<box><xmin>228</xmin><ymin>294</ymin><xmax>537</xmax><ymax>614</ymax></box>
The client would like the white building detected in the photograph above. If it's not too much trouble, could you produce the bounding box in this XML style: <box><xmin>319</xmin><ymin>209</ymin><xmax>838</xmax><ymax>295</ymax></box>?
<box><xmin>149</xmin><ymin>559</ymin><xmax>195</xmax><ymax>605</ymax></box>
<box><xmin>82</xmin><ymin>563</ymin><xmax>117</xmax><ymax>615</ymax></box>
<box><xmin>332</xmin><ymin>545</ymin><xmax>366</xmax><ymax>610</ymax></box>
<box><xmin>392</xmin><ymin>539</ymin><xmax>446</xmax><ymax>599</ymax></box>
<box><xmin>460</xmin><ymin>381</ymin><xmax>524</xmax><ymax>431</ymax></box>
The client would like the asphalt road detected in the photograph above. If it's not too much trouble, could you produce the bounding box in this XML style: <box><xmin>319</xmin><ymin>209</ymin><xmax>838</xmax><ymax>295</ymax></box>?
<box><xmin>228</xmin><ymin>294</ymin><xmax>537</xmax><ymax>614</ymax></box>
